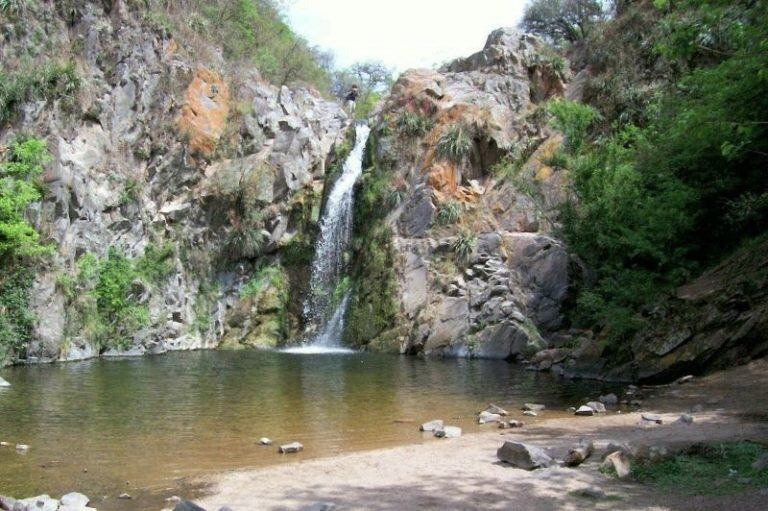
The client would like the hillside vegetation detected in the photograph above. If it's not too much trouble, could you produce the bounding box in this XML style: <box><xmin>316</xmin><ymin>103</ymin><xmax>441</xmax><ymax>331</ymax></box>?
<box><xmin>524</xmin><ymin>0</ymin><xmax>768</xmax><ymax>352</ymax></box>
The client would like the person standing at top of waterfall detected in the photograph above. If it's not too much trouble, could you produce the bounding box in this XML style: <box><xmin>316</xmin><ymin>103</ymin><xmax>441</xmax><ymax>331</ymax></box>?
<box><xmin>344</xmin><ymin>85</ymin><xmax>359</xmax><ymax>114</ymax></box>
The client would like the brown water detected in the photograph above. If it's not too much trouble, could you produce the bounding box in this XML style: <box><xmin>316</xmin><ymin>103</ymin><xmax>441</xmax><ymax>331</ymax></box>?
<box><xmin>0</xmin><ymin>351</ymin><xmax>617</xmax><ymax>509</ymax></box>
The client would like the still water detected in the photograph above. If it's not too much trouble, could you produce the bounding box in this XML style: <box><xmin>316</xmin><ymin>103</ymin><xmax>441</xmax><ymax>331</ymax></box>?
<box><xmin>0</xmin><ymin>350</ymin><xmax>615</xmax><ymax>509</ymax></box>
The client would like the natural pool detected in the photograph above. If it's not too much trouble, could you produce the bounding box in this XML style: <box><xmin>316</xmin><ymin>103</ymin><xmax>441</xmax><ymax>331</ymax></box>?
<box><xmin>0</xmin><ymin>350</ymin><xmax>618</xmax><ymax>509</ymax></box>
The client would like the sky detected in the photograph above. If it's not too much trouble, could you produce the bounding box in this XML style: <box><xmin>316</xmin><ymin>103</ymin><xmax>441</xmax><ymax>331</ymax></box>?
<box><xmin>284</xmin><ymin>0</ymin><xmax>528</xmax><ymax>72</ymax></box>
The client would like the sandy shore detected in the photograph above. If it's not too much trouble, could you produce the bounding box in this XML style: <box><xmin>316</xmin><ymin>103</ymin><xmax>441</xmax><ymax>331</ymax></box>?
<box><xmin>195</xmin><ymin>360</ymin><xmax>768</xmax><ymax>511</ymax></box>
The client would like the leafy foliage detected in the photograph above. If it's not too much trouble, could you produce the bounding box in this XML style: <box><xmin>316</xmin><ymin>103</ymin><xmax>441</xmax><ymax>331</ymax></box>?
<box><xmin>521</xmin><ymin>0</ymin><xmax>607</xmax><ymax>43</ymax></box>
<box><xmin>546</xmin><ymin>99</ymin><xmax>600</xmax><ymax>152</ymax></box>
<box><xmin>436</xmin><ymin>125</ymin><xmax>472</xmax><ymax>162</ymax></box>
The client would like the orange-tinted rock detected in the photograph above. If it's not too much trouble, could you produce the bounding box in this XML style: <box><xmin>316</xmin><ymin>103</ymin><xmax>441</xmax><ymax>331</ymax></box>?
<box><xmin>178</xmin><ymin>69</ymin><xmax>230</xmax><ymax>156</ymax></box>
<box><xmin>426</xmin><ymin>162</ymin><xmax>458</xmax><ymax>196</ymax></box>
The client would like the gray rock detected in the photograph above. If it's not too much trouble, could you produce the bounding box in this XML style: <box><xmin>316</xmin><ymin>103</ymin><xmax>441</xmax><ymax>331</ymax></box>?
<box><xmin>752</xmin><ymin>453</ymin><xmax>768</xmax><ymax>471</ymax></box>
<box><xmin>522</xmin><ymin>410</ymin><xmax>538</xmax><ymax>417</ymax></box>
<box><xmin>565</xmin><ymin>439</ymin><xmax>594</xmax><ymax>467</ymax></box>
<box><xmin>0</xmin><ymin>377</ymin><xmax>10</xmax><ymax>388</ymax></box>
<box><xmin>0</xmin><ymin>495</ymin><xmax>16</xmax><ymax>511</ymax></box>
<box><xmin>398</xmin><ymin>187</ymin><xmax>434</xmax><ymax>237</ymax></box>
<box><xmin>522</xmin><ymin>403</ymin><xmax>545</xmax><ymax>412</ymax></box>
<box><xmin>278</xmin><ymin>442</ymin><xmax>304</xmax><ymax>454</ymax></box>
<box><xmin>601</xmin><ymin>451</ymin><xmax>631</xmax><ymax>478</ymax></box>
<box><xmin>598</xmin><ymin>393</ymin><xmax>618</xmax><ymax>405</ymax></box>
<box><xmin>14</xmin><ymin>495</ymin><xmax>59</xmax><ymax>511</ymax></box>
<box><xmin>420</xmin><ymin>420</ymin><xmax>444</xmax><ymax>432</ymax></box>
<box><xmin>442</xmin><ymin>426</ymin><xmax>462</xmax><ymax>438</ymax></box>
<box><xmin>173</xmin><ymin>501</ymin><xmax>207</xmax><ymax>511</ymax></box>
<box><xmin>483</xmin><ymin>404</ymin><xmax>509</xmax><ymax>416</ymax></box>
<box><xmin>258</xmin><ymin>437</ymin><xmax>272</xmax><ymax>445</ymax></box>
<box><xmin>574</xmin><ymin>406</ymin><xmax>594</xmax><ymax>416</ymax></box>
<box><xmin>674</xmin><ymin>414</ymin><xmax>694</xmax><ymax>425</ymax></box>
<box><xmin>118</xmin><ymin>493</ymin><xmax>132</xmax><ymax>500</ymax></box>
<box><xmin>59</xmin><ymin>492</ymin><xmax>89</xmax><ymax>508</ymax></box>
<box><xmin>303</xmin><ymin>504</ymin><xmax>335</xmax><ymax>511</ymax></box>
<box><xmin>497</xmin><ymin>441</ymin><xmax>553</xmax><ymax>470</ymax></box>
<box><xmin>477</xmin><ymin>411</ymin><xmax>503</xmax><ymax>424</ymax></box>
<box><xmin>676</xmin><ymin>375</ymin><xmax>694</xmax><ymax>384</ymax></box>
<box><xmin>586</xmin><ymin>401</ymin><xmax>606</xmax><ymax>413</ymax></box>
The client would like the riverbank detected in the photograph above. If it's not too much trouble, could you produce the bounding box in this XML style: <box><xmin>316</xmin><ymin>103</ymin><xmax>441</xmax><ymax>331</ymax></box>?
<box><xmin>194</xmin><ymin>359</ymin><xmax>768</xmax><ymax>511</ymax></box>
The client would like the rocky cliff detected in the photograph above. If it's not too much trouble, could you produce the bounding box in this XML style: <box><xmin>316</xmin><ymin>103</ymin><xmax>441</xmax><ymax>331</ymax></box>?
<box><xmin>344</xmin><ymin>29</ymin><xmax>575</xmax><ymax>360</ymax></box>
<box><xmin>1</xmin><ymin>1</ymin><xmax>348</xmax><ymax>363</ymax></box>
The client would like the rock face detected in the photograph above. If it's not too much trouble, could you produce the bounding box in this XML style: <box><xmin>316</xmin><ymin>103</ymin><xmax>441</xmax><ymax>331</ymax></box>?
<box><xmin>1</xmin><ymin>2</ymin><xmax>347</xmax><ymax>365</ymax></box>
<box><xmin>346</xmin><ymin>28</ymin><xmax>574</xmax><ymax>360</ymax></box>
<box><xmin>497</xmin><ymin>441</ymin><xmax>553</xmax><ymax>470</ymax></box>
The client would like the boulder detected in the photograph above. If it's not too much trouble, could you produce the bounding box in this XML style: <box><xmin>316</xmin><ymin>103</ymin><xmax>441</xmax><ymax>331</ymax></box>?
<box><xmin>0</xmin><ymin>495</ymin><xmax>16</xmax><ymax>511</ymax></box>
<box><xmin>586</xmin><ymin>401</ymin><xmax>606</xmax><ymax>413</ymax></box>
<box><xmin>497</xmin><ymin>441</ymin><xmax>553</xmax><ymax>470</ymax></box>
<box><xmin>60</xmin><ymin>492</ymin><xmax>89</xmax><ymax>508</ymax></box>
<box><xmin>478</xmin><ymin>411</ymin><xmax>503</xmax><ymax>424</ymax></box>
<box><xmin>420</xmin><ymin>420</ymin><xmax>444</xmax><ymax>432</ymax></box>
<box><xmin>601</xmin><ymin>451</ymin><xmax>631</xmax><ymax>478</ymax></box>
<box><xmin>522</xmin><ymin>410</ymin><xmax>538</xmax><ymax>417</ymax></box>
<box><xmin>598</xmin><ymin>393</ymin><xmax>618</xmax><ymax>405</ymax></box>
<box><xmin>438</xmin><ymin>426</ymin><xmax>462</xmax><ymax>438</ymax></box>
<box><xmin>522</xmin><ymin>403</ymin><xmax>545</xmax><ymax>412</ymax></box>
<box><xmin>574</xmin><ymin>406</ymin><xmax>594</xmax><ymax>416</ymax></box>
<box><xmin>173</xmin><ymin>501</ymin><xmax>207</xmax><ymax>511</ymax></box>
<box><xmin>279</xmin><ymin>442</ymin><xmax>304</xmax><ymax>454</ymax></box>
<box><xmin>565</xmin><ymin>439</ymin><xmax>594</xmax><ymax>467</ymax></box>
<box><xmin>483</xmin><ymin>404</ymin><xmax>509</xmax><ymax>416</ymax></box>
<box><xmin>14</xmin><ymin>495</ymin><xmax>59</xmax><ymax>511</ymax></box>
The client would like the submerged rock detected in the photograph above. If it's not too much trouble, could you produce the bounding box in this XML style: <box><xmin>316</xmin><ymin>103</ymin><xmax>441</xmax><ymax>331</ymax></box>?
<box><xmin>173</xmin><ymin>501</ymin><xmax>207</xmax><ymax>511</ymax></box>
<box><xmin>483</xmin><ymin>404</ymin><xmax>509</xmax><ymax>416</ymax></box>
<box><xmin>585</xmin><ymin>401</ymin><xmax>606</xmax><ymax>413</ymax></box>
<box><xmin>0</xmin><ymin>377</ymin><xmax>10</xmax><ymax>388</ymax></box>
<box><xmin>258</xmin><ymin>437</ymin><xmax>272</xmax><ymax>445</ymax></box>
<box><xmin>420</xmin><ymin>420</ymin><xmax>444</xmax><ymax>432</ymax></box>
<box><xmin>598</xmin><ymin>393</ymin><xmax>618</xmax><ymax>405</ymax></box>
<box><xmin>522</xmin><ymin>403</ymin><xmax>545</xmax><ymax>412</ymax></box>
<box><xmin>522</xmin><ymin>410</ymin><xmax>538</xmax><ymax>417</ymax></box>
<box><xmin>279</xmin><ymin>442</ymin><xmax>304</xmax><ymax>454</ymax></box>
<box><xmin>497</xmin><ymin>441</ymin><xmax>553</xmax><ymax>470</ymax></box>
<box><xmin>60</xmin><ymin>492</ymin><xmax>89</xmax><ymax>508</ymax></box>
<box><xmin>574</xmin><ymin>406</ymin><xmax>594</xmax><ymax>416</ymax></box>
<box><xmin>565</xmin><ymin>439</ymin><xmax>594</xmax><ymax>467</ymax></box>
<box><xmin>674</xmin><ymin>414</ymin><xmax>694</xmax><ymax>425</ymax></box>
<box><xmin>477</xmin><ymin>411</ymin><xmax>503</xmax><ymax>424</ymax></box>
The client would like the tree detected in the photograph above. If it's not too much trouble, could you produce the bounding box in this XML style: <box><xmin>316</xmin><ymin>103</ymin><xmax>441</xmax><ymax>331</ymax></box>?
<box><xmin>521</xmin><ymin>0</ymin><xmax>607</xmax><ymax>43</ymax></box>
<box><xmin>331</xmin><ymin>60</ymin><xmax>394</xmax><ymax>118</ymax></box>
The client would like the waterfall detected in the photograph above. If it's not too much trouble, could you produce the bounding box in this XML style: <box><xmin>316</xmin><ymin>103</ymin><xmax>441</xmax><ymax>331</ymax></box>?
<box><xmin>300</xmin><ymin>123</ymin><xmax>370</xmax><ymax>350</ymax></box>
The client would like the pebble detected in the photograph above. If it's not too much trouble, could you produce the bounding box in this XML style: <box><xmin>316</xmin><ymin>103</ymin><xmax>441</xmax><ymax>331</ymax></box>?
<box><xmin>420</xmin><ymin>419</ymin><xmax>444</xmax><ymax>431</ymax></box>
<box><xmin>574</xmin><ymin>406</ymin><xmax>594</xmax><ymax>416</ymax></box>
<box><xmin>522</xmin><ymin>403</ymin><xmax>545</xmax><ymax>412</ymax></box>
<box><xmin>15</xmin><ymin>444</ymin><xmax>30</xmax><ymax>452</ymax></box>
<box><xmin>522</xmin><ymin>410</ymin><xmax>538</xmax><ymax>417</ymax></box>
<box><xmin>118</xmin><ymin>493</ymin><xmax>132</xmax><ymax>500</ymax></box>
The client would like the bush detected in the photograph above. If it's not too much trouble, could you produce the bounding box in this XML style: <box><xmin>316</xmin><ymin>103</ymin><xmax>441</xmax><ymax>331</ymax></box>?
<box><xmin>395</xmin><ymin>111</ymin><xmax>434</xmax><ymax>137</ymax></box>
<box><xmin>0</xmin><ymin>268</ymin><xmax>34</xmax><ymax>360</ymax></box>
<box><xmin>222</xmin><ymin>227</ymin><xmax>264</xmax><ymax>262</ymax></box>
<box><xmin>0</xmin><ymin>62</ymin><xmax>79</xmax><ymax>125</ymax></box>
<box><xmin>452</xmin><ymin>230</ymin><xmax>477</xmax><ymax>263</ymax></box>
<box><xmin>436</xmin><ymin>201</ymin><xmax>461</xmax><ymax>225</ymax></box>
<box><xmin>546</xmin><ymin>99</ymin><xmax>599</xmax><ymax>153</ymax></box>
<box><xmin>436</xmin><ymin>125</ymin><xmax>472</xmax><ymax>162</ymax></box>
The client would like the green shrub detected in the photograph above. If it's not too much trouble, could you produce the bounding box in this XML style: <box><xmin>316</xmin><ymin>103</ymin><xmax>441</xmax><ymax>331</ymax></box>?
<box><xmin>240</xmin><ymin>264</ymin><xmax>284</xmax><ymax>298</ymax></box>
<box><xmin>452</xmin><ymin>230</ymin><xmax>476</xmax><ymax>263</ymax></box>
<box><xmin>0</xmin><ymin>268</ymin><xmax>34</xmax><ymax>360</ymax></box>
<box><xmin>395</xmin><ymin>111</ymin><xmax>434</xmax><ymax>137</ymax></box>
<box><xmin>0</xmin><ymin>62</ymin><xmax>79</xmax><ymax>125</ymax></box>
<box><xmin>632</xmin><ymin>442</ymin><xmax>768</xmax><ymax>496</ymax></box>
<box><xmin>436</xmin><ymin>125</ymin><xmax>472</xmax><ymax>162</ymax></box>
<box><xmin>0</xmin><ymin>0</ymin><xmax>26</xmax><ymax>14</ymax></box>
<box><xmin>436</xmin><ymin>201</ymin><xmax>461</xmax><ymax>225</ymax></box>
<box><xmin>546</xmin><ymin>99</ymin><xmax>599</xmax><ymax>153</ymax></box>
<box><xmin>543</xmin><ymin>150</ymin><xmax>569</xmax><ymax>169</ymax></box>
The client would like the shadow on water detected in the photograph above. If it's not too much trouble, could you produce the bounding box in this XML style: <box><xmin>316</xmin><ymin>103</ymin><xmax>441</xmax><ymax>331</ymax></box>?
<box><xmin>0</xmin><ymin>351</ymin><xmax>620</xmax><ymax>509</ymax></box>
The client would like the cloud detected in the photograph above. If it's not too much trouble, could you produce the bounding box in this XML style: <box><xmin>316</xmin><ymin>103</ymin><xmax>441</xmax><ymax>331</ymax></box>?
<box><xmin>285</xmin><ymin>0</ymin><xmax>528</xmax><ymax>71</ymax></box>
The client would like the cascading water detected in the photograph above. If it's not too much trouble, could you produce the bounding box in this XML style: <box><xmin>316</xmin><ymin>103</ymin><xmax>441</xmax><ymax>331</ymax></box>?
<box><xmin>292</xmin><ymin>123</ymin><xmax>370</xmax><ymax>352</ymax></box>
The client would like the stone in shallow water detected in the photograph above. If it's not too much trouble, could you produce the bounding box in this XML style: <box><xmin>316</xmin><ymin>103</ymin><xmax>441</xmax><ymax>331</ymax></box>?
<box><xmin>15</xmin><ymin>444</ymin><xmax>29</xmax><ymax>452</ymax></box>
<box><xmin>522</xmin><ymin>410</ymin><xmax>538</xmax><ymax>417</ymax></box>
<box><xmin>674</xmin><ymin>414</ymin><xmax>694</xmax><ymax>425</ymax></box>
<box><xmin>16</xmin><ymin>495</ymin><xmax>59</xmax><ymax>511</ymax></box>
<box><xmin>640</xmin><ymin>413</ymin><xmax>663</xmax><ymax>424</ymax></box>
<box><xmin>259</xmin><ymin>437</ymin><xmax>272</xmax><ymax>445</ymax></box>
<box><xmin>420</xmin><ymin>420</ymin><xmax>444</xmax><ymax>432</ymax></box>
<box><xmin>439</xmin><ymin>426</ymin><xmax>462</xmax><ymax>438</ymax></box>
<box><xmin>0</xmin><ymin>377</ymin><xmax>10</xmax><ymax>387</ymax></box>
<box><xmin>497</xmin><ymin>441</ymin><xmax>553</xmax><ymax>470</ymax></box>
<box><xmin>601</xmin><ymin>451</ymin><xmax>631</xmax><ymax>478</ymax></box>
<box><xmin>522</xmin><ymin>403</ymin><xmax>545</xmax><ymax>412</ymax></box>
<box><xmin>279</xmin><ymin>442</ymin><xmax>304</xmax><ymax>454</ymax></box>
<box><xmin>483</xmin><ymin>404</ymin><xmax>509</xmax><ymax>416</ymax></box>
<box><xmin>118</xmin><ymin>493</ymin><xmax>132</xmax><ymax>500</ymax></box>
<box><xmin>173</xmin><ymin>501</ymin><xmax>207</xmax><ymax>511</ymax></box>
<box><xmin>565</xmin><ymin>439</ymin><xmax>594</xmax><ymax>467</ymax></box>
<box><xmin>586</xmin><ymin>401</ymin><xmax>606</xmax><ymax>413</ymax></box>
<box><xmin>599</xmin><ymin>393</ymin><xmax>618</xmax><ymax>405</ymax></box>
<box><xmin>574</xmin><ymin>406</ymin><xmax>594</xmax><ymax>416</ymax></box>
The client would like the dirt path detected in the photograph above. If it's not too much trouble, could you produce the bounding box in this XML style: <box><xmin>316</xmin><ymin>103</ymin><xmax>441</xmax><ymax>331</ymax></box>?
<box><xmin>194</xmin><ymin>360</ymin><xmax>768</xmax><ymax>511</ymax></box>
